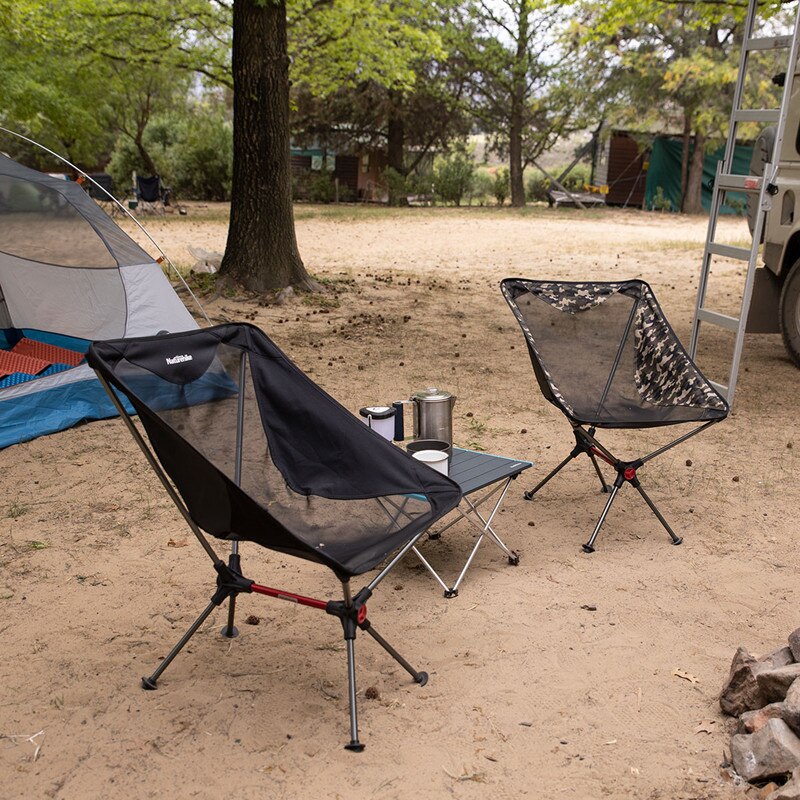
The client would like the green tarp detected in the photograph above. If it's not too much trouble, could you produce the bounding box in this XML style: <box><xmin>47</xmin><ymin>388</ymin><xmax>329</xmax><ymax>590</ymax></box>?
<box><xmin>644</xmin><ymin>137</ymin><xmax>753</xmax><ymax>214</ymax></box>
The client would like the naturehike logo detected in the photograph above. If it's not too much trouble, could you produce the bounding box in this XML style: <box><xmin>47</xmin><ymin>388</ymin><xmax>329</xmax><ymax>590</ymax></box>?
<box><xmin>165</xmin><ymin>354</ymin><xmax>193</xmax><ymax>365</ymax></box>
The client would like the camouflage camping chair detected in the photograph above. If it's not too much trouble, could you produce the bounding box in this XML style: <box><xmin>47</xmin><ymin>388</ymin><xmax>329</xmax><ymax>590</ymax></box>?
<box><xmin>502</xmin><ymin>279</ymin><xmax>728</xmax><ymax>553</ymax></box>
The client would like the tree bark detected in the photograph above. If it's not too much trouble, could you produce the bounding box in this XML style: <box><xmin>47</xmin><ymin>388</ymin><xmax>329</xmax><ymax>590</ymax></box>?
<box><xmin>683</xmin><ymin>130</ymin><xmax>706</xmax><ymax>215</ymax></box>
<box><xmin>219</xmin><ymin>0</ymin><xmax>312</xmax><ymax>292</ymax></box>
<box><xmin>679</xmin><ymin>112</ymin><xmax>691</xmax><ymax>212</ymax></box>
<box><xmin>386</xmin><ymin>92</ymin><xmax>407</xmax><ymax>206</ymax></box>
<box><xmin>509</xmin><ymin>0</ymin><xmax>530</xmax><ymax>208</ymax></box>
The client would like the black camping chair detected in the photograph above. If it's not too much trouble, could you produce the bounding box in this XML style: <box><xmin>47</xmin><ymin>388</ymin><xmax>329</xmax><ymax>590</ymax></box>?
<box><xmin>134</xmin><ymin>174</ymin><xmax>170</xmax><ymax>214</ymax></box>
<box><xmin>85</xmin><ymin>173</ymin><xmax>119</xmax><ymax>216</ymax></box>
<box><xmin>501</xmin><ymin>279</ymin><xmax>728</xmax><ymax>553</ymax></box>
<box><xmin>87</xmin><ymin>323</ymin><xmax>461</xmax><ymax>751</ymax></box>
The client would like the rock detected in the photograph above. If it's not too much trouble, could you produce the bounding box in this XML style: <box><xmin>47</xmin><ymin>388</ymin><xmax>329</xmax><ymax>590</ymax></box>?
<box><xmin>785</xmin><ymin>680</ymin><xmax>800</xmax><ymax>735</ymax></box>
<box><xmin>759</xmin><ymin>784</ymin><xmax>780</xmax><ymax>800</ymax></box>
<box><xmin>766</xmin><ymin>766</ymin><xmax>800</xmax><ymax>800</ymax></box>
<box><xmin>740</xmin><ymin>704</ymin><xmax>788</xmax><ymax>734</ymax></box>
<box><xmin>277</xmin><ymin>286</ymin><xmax>296</xmax><ymax>305</ymax></box>
<box><xmin>187</xmin><ymin>246</ymin><xmax>222</xmax><ymax>274</ymax></box>
<box><xmin>761</xmin><ymin>647</ymin><xmax>796</xmax><ymax>669</ymax></box>
<box><xmin>790</xmin><ymin>629</ymin><xmax>800</xmax><ymax>663</ymax></box>
<box><xmin>722</xmin><ymin>648</ymin><xmax>767</xmax><ymax>716</ymax></box>
<box><xmin>731</xmin><ymin>719</ymin><xmax>800</xmax><ymax>782</ymax></box>
<box><xmin>759</xmin><ymin>666</ymin><xmax>800</xmax><ymax>704</ymax></box>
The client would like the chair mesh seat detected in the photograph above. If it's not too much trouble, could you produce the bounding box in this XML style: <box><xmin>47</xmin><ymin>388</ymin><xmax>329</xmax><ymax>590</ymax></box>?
<box><xmin>88</xmin><ymin>323</ymin><xmax>461</xmax><ymax>579</ymax></box>
<box><xmin>502</xmin><ymin>279</ymin><xmax>727</xmax><ymax>428</ymax></box>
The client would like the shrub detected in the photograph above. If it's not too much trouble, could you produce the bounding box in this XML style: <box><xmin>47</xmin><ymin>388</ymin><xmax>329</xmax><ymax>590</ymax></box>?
<box><xmin>493</xmin><ymin>168</ymin><xmax>510</xmax><ymax>206</ymax></box>
<box><xmin>107</xmin><ymin>105</ymin><xmax>233</xmax><ymax>201</ymax></box>
<box><xmin>434</xmin><ymin>150</ymin><xmax>476</xmax><ymax>206</ymax></box>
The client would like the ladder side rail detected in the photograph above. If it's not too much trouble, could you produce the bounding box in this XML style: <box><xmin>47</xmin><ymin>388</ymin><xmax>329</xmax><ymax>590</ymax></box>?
<box><xmin>722</xmin><ymin>0</ymin><xmax>762</xmax><ymax>169</ymax></box>
<box><xmin>690</xmin><ymin>160</ymin><xmax>727</xmax><ymax>359</ymax></box>
<box><xmin>725</xmin><ymin>166</ymin><xmax>773</xmax><ymax>403</ymax></box>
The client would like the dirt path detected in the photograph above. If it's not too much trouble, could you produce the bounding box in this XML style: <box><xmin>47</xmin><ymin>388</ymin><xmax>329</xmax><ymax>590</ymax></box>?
<box><xmin>1</xmin><ymin>206</ymin><xmax>797</xmax><ymax>799</ymax></box>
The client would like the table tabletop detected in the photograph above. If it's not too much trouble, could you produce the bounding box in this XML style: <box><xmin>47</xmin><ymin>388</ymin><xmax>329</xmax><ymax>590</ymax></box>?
<box><xmin>448</xmin><ymin>447</ymin><xmax>533</xmax><ymax>495</ymax></box>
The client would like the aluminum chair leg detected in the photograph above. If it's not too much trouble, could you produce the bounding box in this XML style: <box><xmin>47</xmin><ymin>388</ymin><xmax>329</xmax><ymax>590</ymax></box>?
<box><xmin>361</xmin><ymin>622</ymin><xmax>428</xmax><ymax>685</ymax></box>
<box><xmin>221</xmin><ymin>594</ymin><xmax>239</xmax><ymax>638</ymax></box>
<box><xmin>582</xmin><ymin>478</ymin><xmax>623</xmax><ymax>553</ymax></box>
<box><xmin>632</xmin><ymin>480</ymin><xmax>682</xmax><ymax>545</ymax></box>
<box><xmin>344</xmin><ymin>638</ymin><xmax>364</xmax><ymax>752</ymax></box>
<box><xmin>588</xmin><ymin>452</ymin><xmax>610</xmax><ymax>493</ymax></box>
<box><xmin>142</xmin><ymin>600</ymin><xmax>217</xmax><ymax>689</ymax></box>
<box><xmin>524</xmin><ymin>451</ymin><xmax>577</xmax><ymax>499</ymax></box>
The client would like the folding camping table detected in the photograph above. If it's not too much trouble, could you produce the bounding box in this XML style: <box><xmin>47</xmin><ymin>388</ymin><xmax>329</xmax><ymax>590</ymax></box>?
<box><xmin>410</xmin><ymin>448</ymin><xmax>533</xmax><ymax>597</ymax></box>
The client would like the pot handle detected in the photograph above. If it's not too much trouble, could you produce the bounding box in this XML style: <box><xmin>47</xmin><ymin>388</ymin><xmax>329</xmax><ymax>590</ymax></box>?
<box><xmin>392</xmin><ymin>401</ymin><xmax>405</xmax><ymax>441</ymax></box>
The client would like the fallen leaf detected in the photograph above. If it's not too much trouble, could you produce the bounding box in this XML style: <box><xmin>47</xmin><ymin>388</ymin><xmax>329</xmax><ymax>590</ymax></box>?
<box><xmin>695</xmin><ymin>719</ymin><xmax>716</xmax><ymax>734</ymax></box>
<box><xmin>672</xmin><ymin>668</ymin><xmax>699</xmax><ymax>684</ymax></box>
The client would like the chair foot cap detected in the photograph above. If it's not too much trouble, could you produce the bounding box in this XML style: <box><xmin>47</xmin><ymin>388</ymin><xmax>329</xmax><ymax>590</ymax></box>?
<box><xmin>508</xmin><ymin>553</ymin><xmax>520</xmax><ymax>566</ymax></box>
<box><xmin>443</xmin><ymin>588</ymin><xmax>459</xmax><ymax>599</ymax></box>
<box><xmin>523</xmin><ymin>491</ymin><xmax>535</xmax><ymax>501</ymax></box>
<box><xmin>581</xmin><ymin>543</ymin><xmax>595</xmax><ymax>554</ymax></box>
<box><xmin>345</xmin><ymin>741</ymin><xmax>365</xmax><ymax>753</ymax></box>
<box><xmin>220</xmin><ymin>625</ymin><xmax>239</xmax><ymax>639</ymax></box>
<box><xmin>141</xmin><ymin>677</ymin><xmax>158</xmax><ymax>690</ymax></box>
<box><xmin>671</xmin><ymin>537</ymin><xmax>683</xmax><ymax>546</ymax></box>
<box><xmin>415</xmin><ymin>671</ymin><xmax>429</xmax><ymax>687</ymax></box>
<box><xmin>427</xmin><ymin>532</ymin><xmax>441</xmax><ymax>541</ymax></box>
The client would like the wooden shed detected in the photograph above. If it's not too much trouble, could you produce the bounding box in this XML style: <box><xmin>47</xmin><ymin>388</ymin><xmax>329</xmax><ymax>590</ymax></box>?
<box><xmin>592</xmin><ymin>130</ymin><xmax>649</xmax><ymax>208</ymax></box>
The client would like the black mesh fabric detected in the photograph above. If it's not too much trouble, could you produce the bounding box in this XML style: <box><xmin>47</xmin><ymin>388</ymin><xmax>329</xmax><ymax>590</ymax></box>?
<box><xmin>88</xmin><ymin>323</ymin><xmax>462</xmax><ymax>579</ymax></box>
<box><xmin>501</xmin><ymin>279</ymin><xmax>729</xmax><ymax>428</ymax></box>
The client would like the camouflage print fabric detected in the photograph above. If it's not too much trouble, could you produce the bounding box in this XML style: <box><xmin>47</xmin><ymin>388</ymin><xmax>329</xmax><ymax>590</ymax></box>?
<box><xmin>633</xmin><ymin>286</ymin><xmax>727</xmax><ymax>411</ymax></box>
<box><xmin>525</xmin><ymin>281</ymin><xmax>626</xmax><ymax>313</ymax></box>
<box><xmin>502</xmin><ymin>279</ymin><xmax>727</xmax><ymax>415</ymax></box>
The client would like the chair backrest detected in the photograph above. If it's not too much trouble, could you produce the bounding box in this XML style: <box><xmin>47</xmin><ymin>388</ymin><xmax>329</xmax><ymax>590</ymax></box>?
<box><xmin>136</xmin><ymin>175</ymin><xmax>162</xmax><ymax>203</ymax></box>
<box><xmin>88</xmin><ymin>323</ymin><xmax>461</xmax><ymax>579</ymax></box>
<box><xmin>87</xmin><ymin>173</ymin><xmax>114</xmax><ymax>199</ymax></box>
<box><xmin>501</xmin><ymin>278</ymin><xmax>728</xmax><ymax>428</ymax></box>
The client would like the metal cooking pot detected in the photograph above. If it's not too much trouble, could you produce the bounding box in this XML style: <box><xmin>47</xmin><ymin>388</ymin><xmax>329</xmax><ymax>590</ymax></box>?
<box><xmin>410</xmin><ymin>387</ymin><xmax>456</xmax><ymax>445</ymax></box>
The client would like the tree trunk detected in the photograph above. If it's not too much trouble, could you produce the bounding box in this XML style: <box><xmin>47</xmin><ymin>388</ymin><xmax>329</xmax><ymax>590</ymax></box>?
<box><xmin>679</xmin><ymin>112</ymin><xmax>691</xmax><ymax>212</ymax></box>
<box><xmin>684</xmin><ymin>130</ymin><xmax>706</xmax><ymax>215</ymax></box>
<box><xmin>509</xmin><ymin>104</ymin><xmax>525</xmax><ymax>206</ymax></box>
<box><xmin>134</xmin><ymin>134</ymin><xmax>158</xmax><ymax>177</ymax></box>
<box><xmin>387</xmin><ymin>94</ymin><xmax>406</xmax><ymax>206</ymax></box>
<box><xmin>219</xmin><ymin>0</ymin><xmax>312</xmax><ymax>292</ymax></box>
<box><xmin>509</xmin><ymin>0</ymin><xmax>530</xmax><ymax>208</ymax></box>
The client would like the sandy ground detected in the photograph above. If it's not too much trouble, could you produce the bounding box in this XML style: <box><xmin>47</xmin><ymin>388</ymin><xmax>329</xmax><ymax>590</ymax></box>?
<box><xmin>1</xmin><ymin>205</ymin><xmax>799</xmax><ymax>799</ymax></box>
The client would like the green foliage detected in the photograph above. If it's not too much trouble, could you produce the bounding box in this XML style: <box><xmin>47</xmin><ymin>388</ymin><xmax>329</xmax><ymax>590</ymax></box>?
<box><xmin>433</xmin><ymin>150</ymin><xmax>476</xmax><ymax>206</ymax></box>
<box><xmin>492</xmin><ymin>168</ymin><xmax>510</xmax><ymax>206</ymax></box>
<box><xmin>526</xmin><ymin>162</ymin><xmax>591</xmax><ymax>202</ymax></box>
<box><xmin>470</xmin><ymin>168</ymin><xmax>494</xmax><ymax>204</ymax></box>
<box><xmin>108</xmin><ymin>104</ymin><xmax>232</xmax><ymax>200</ymax></box>
<box><xmin>650</xmin><ymin>185</ymin><xmax>673</xmax><ymax>212</ymax></box>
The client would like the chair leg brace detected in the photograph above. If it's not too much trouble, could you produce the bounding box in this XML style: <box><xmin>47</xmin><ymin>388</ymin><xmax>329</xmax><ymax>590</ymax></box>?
<box><xmin>140</xmin><ymin>557</ymin><xmax>427</xmax><ymax>752</ymax></box>
<box><xmin>525</xmin><ymin>426</ymin><xmax>684</xmax><ymax>553</ymax></box>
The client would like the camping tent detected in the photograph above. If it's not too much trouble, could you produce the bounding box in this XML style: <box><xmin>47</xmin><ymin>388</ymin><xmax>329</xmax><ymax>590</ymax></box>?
<box><xmin>0</xmin><ymin>154</ymin><xmax>196</xmax><ymax>448</ymax></box>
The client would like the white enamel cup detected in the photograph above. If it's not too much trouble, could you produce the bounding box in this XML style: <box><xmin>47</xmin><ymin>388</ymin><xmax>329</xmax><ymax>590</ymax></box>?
<box><xmin>411</xmin><ymin>449</ymin><xmax>449</xmax><ymax>476</ymax></box>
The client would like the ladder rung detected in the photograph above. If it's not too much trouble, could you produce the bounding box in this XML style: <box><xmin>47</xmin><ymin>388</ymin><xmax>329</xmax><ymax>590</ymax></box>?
<box><xmin>697</xmin><ymin>308</ymin><xmax>741</xmax><ymax>331</ymax></box>
<box><xmin>732</xmin><ymin>109</ymin><xmax>780</xmax><ymax>123</ymax></box>
<box><xmin>715</xmin><ymin>173</ymin><xmax>762</xmax><ymax>192</ymax></box>
<box><xmin>709</xmin><ymin>380</ymin><xmax>728</xmax><ymax>396</ymax></box>
<box><xmin>745</xmin><ymin>34</ymin><xmax>793</xmax><ymax>51</ymax></box>
<box><xmin>707</xmin><ymin>242</ymin><xmax>754</xmax><ymax>261</ymax></box>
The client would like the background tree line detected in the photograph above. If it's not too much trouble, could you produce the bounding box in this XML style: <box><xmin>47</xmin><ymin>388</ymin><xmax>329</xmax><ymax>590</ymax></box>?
<box><xmin>0</xmin><ymin>0</ymin><xmax>789</xmax><ymax>287</ymax></box>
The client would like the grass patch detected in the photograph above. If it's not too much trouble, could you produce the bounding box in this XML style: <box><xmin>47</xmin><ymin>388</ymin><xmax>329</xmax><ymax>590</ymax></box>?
<box><xmin>27</xmin><ymin>541</ymin><xmax>49</xmax><ymax>550</ymax></box>
<box><xmin>7</xmin><ymin>502</ymin><xmax>28</xmax><ymax>519</ymax></box>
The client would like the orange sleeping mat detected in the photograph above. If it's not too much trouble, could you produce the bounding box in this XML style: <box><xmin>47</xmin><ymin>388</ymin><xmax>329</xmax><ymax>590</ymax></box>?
<box><xmin>0</xmin><ymin>349</ymin><xmax>50</xmax><ymax>378</ymax></box>
<box><xmin>12</xmin><ymin>338</ymin><xmax>85</xmax><ymax>367</ymax></box>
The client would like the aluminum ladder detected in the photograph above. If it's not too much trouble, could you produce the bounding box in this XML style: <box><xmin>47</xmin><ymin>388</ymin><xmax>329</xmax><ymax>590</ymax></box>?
<box><xmin>689</xmin><ymin>0</ymin><xmax>800</xmax><ymax>404</ymax></box>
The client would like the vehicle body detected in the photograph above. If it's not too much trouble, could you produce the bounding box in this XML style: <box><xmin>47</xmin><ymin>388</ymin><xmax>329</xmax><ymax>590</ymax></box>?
<box><xmin>747</xmin><ymin>62</ymin><xmax>800</xmax><ymax>367</ymax></box>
